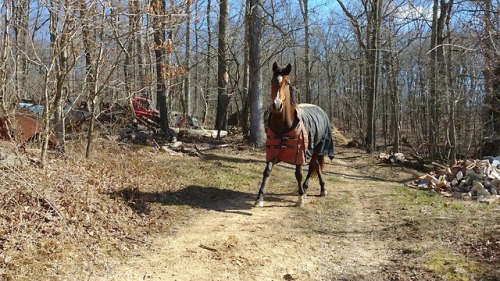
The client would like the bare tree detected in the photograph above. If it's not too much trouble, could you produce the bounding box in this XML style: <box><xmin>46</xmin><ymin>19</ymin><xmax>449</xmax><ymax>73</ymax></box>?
<box><xmin>0</xmin><ymin>1</ymin><xmax>12</xmax><ymax>112</ymax></box>
<box><xmin>428</xmin><ymin>0</ymin><xmax>453</xmax><ymax>160</ymax></box>
<box><xmin>479</xmin><ymin>0</ymin><xmax>500</xmax><ymax>156</ymax></box>
<box><xmin>0</xmin><ymin>0</ymin><xmax>498</xmax><ymax>163</ymax></box>
<box><xmin>78</xmin><ymin>0</ymin><xmax>96</xmax><ymax>158</ymax></box>
<box><xmin>44</xmin><ymin>0</ymin><xmax>80</xmax><ymax>160</ymax></box>
<box><xmin>299</xmin><ymin>0</ymin><xmax>311</xmax><ymax>103</ymax></box>
<box><xmin>13</xmin><ymin>0</ymin><xmax>30</xmax><ymax>100</ymax></box>
<box><xmin>183</xmin><ymin>0</ymin><xmax>192</xmax><ymax>116</ymax></box>
<box><xmin>248</xmin><ymin>0</ymin><xmax>266</xmax><ymax>146</ymax></box>
<box><xmin>215</xmin><ymin>0</ymin><xmax>229</xmax><ymax>135</ymax></box>
<box><xmin>241</xmin><ymin>0</ymin><xmax>251</xmax><ymax>136</ymax></box>
<box><xmin>337</xmin><ymin>0</ymin><xmax>383</xmax><ymax>153</ymax></box>
<box><xmin>202</xmin><ymin>0</ymin><xmax>212</xmax><ymax>125</ymax></box>
<box><xmin>150</xmin><ymin>0</ymin><xmax>170</xmax><ymax>134</ymax></box>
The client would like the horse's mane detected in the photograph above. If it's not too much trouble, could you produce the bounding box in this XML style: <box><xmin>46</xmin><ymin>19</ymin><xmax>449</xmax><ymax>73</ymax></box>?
<box><xmin>289</xmin><ymin>85</ymin><xmax>298</xmax><ymax>108</ymax></box>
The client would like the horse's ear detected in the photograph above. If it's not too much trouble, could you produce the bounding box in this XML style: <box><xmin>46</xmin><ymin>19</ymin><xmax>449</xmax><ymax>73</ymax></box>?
<box><xmin>272</xmin><ymin>62</ymin><xmax>279</xmax><ymax>72</ymax></box>
<box><xmin>284</xmin><ymin>63</ymin><xmax>292</xmax><ymax>75</ymax></box>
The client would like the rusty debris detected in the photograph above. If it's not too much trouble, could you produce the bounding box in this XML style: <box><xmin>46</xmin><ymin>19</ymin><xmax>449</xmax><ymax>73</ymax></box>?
<box><xmin>0</xmin><ymin>114</ymin><xmax>57</xmax><ymax>146</ymax></box>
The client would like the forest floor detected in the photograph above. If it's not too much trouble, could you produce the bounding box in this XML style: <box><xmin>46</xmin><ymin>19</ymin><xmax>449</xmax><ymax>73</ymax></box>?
<box><xmin>1</xmin><ymin>130</ymin><xmax>499</xmax><ymax>281</ymax></box>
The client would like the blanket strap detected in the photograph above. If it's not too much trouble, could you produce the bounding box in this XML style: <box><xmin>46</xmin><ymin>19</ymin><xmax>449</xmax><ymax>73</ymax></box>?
<box><xmin>267</xmin><ymin>135</ymin><xmax>299</xmax><ymax>140</ymax></box>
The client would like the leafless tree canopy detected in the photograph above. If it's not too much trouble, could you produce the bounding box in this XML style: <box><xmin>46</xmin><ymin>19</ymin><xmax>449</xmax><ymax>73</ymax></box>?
<box><xmin>0</xmin><ymin>0</ymin><xmax>498</xmax><ymax>160</ymax></box>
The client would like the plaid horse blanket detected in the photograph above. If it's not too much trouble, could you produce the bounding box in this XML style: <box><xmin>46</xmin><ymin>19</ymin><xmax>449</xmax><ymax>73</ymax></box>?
<box><xmin>266</xmin><ymin>104</ymin><xmax>334</xmax><ymax>165</ymax></box>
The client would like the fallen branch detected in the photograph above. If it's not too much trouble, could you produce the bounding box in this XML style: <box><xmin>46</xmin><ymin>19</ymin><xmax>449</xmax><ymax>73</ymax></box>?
<box><xmin>195</xmin><ymin>143</ymin><xmax>229</xmax><ymax>151</ymax></box>
<box><xmin>199</xmin><ymin>244</ymin><xmax>218</xmax><ymax>252</ymax></box>
<box><xmin>432</xmin><ymin>161</ymin><xmax>448</xmax><ymax>170</ymax></box>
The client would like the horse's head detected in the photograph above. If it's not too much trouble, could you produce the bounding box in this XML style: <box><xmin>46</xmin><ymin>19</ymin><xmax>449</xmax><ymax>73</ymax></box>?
<box><xmin>271</xmin><ymin>62</ymin><xmax>292</xmax><ymax>112</ymax></box>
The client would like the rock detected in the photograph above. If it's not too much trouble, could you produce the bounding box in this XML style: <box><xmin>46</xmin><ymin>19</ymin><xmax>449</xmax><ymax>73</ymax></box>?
<box><xmin>452</xmin><ymin>192</ymin><xmax>464</xmax><ymax>199</ymax></box>
<box><xmin>478</xmin><ymin>196</ymin><xmax>499</xmax><ymax>205</ymax></box>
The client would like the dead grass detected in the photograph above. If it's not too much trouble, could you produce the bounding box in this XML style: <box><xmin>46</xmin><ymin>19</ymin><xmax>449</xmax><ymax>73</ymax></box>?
<box><xmin>1</xmin><ymin>140</ymin><xmax>190</xmax><ymax>279</ymax></box>
<box><xmin>1</xmin><ymin>134</ymin><xmax>499</xmax><ymax>280</ymax></box>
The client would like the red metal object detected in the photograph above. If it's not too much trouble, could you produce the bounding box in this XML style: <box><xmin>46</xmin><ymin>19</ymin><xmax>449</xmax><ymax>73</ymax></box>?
<box><xmin>0</xmin><ymin>114</ymin><xmax>57</xmax><ymax>146</ymax></box>
<box><xmin>131</xmin><ymin>96</ymin><xmax>159</xmax><ymax>121</ymax></box>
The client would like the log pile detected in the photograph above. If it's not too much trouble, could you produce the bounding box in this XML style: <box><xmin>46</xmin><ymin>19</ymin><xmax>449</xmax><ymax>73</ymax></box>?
<box><xmin>409</xmin><ymin>157</ymin><xmax>500</xmax><ymax>204</ymax></box>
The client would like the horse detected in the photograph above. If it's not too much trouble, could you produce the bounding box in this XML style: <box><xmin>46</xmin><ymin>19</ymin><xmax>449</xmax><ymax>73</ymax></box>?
<box><xmin>255</xmin><ymin>62</ymin><xmax>334</xmax><ymax>207</ymax></box>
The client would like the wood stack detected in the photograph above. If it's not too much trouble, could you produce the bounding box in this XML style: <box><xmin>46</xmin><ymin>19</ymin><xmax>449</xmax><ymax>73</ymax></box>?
<box><xmin>409</xmin><ymin>157</ymin><xmax>500</xmax><ymax>204</ymax></box>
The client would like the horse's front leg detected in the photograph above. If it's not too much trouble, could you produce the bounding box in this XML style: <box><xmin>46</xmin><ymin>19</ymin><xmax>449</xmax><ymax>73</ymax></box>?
<box><xmin>295</xmin><ymin>164</ymin><xmax>305</xmax><ymax>207</ymax></box>
<box><xmin>255</xmin><ymin>161</ymin><xmax>274</xmax><ymax>207</ymax></box>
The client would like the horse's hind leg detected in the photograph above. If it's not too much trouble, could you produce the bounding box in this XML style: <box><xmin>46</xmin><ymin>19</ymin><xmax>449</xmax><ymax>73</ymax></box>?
<box><xmin>317</xmin><ymin>155</ymin><xmax>327</xmax><ymax>197</ymax></box>
<box><xmin>302</xmin><ymin>154</ymin><xmax>318</xmax><ymax>194</ymax></box>
<box><xmin>255</xmin><ymin>161</ymin><xmax>274</xmax><ymax>207</ymax></box>
<box><xmin>295</xmin><ymin>164</ymin><xmax>305</xmax><ymax>207</ymax></box>
<box><xmin>303</xmin><ymin>154</ymin><xmax>327</xmax><ymax>197</ymax></box>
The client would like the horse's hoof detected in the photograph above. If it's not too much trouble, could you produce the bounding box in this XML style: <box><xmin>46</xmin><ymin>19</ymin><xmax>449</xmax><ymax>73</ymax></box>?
<box><xmin>254</xmin><ymin>200</ymin><xmax>264</xmax><ymax>207</ymax></box>
<box><xmin>295</xmin><ymin>195</ymin><xmax>305</xmax><ymax>207</ymax></box>
<box><xmin>320</xmin><ymin>190</ymin><xmax>328</xmax><ymax>197</ymax></box>
<box><xmin>295</xmin><ymin>200</ymin><xmax>305</xmax><ymax>207</ymax></box>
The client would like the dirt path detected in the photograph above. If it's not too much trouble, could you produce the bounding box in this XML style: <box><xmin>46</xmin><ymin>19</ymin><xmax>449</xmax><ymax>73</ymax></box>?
<box><xmin>93</xmin><ymin>153</ymin><xmax>413</xmax><ymax>281</ymax></box>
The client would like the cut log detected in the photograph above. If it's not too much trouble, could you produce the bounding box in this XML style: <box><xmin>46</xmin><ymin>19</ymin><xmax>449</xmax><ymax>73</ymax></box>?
<box><xmin>179</xmin><ymin>129</ymin><xmax>227</xmax><ymax>139</ymax></box>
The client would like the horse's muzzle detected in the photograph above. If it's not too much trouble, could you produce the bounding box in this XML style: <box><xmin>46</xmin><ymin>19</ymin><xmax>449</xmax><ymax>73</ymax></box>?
<box><xmin>273</xmin><ymin>99</ymin><xmax>283</xmax><ymax>111</ymax></box>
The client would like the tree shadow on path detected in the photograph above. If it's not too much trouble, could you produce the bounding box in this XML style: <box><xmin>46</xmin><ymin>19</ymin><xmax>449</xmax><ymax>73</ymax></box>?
<box><xmin>108</xmin><ymin>185</ymin><xmax>257</xmax><ymax>216</ymax></box>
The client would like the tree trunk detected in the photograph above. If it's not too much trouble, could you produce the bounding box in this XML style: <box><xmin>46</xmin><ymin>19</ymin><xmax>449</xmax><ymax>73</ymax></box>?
<box><xmin>241</xmin><ymin>0</ymin><xmax>250</xmax><ymax>137</ymax></box>
<box><xmin>248</xmin><ymin>0</ymin><xmax>266</xmax><ymax>146</ymax></box>
<box><xmin>124</xmin><ymin>1</ymin><xmax>136</xmax><ymax>96</ymax></box>
<box><xmin>481</xmin><ymin>0</ymin><xmax>500</xmax><ymax>156</ymax></box>
<box><xmin>299</xmin><ymin>0</ymin><xmax>311</xmax><ymax>103</ymax></box>
<box><xmin>428</xmin><ymin>0</ymin><xmax>453</xmax><ymax>160</ymax></box>
<box><xmin>215</xmin><ymin>0</ymin><xmax>230</xmax><ymax>134</ymax></box>
<box><xmin>365</xmin><ymin>0</ymin><xmax>382</xmax><ymax>153</ymax></box>
<box><xmin>151</xmin><ymin>0</ymin><xmax>170</xmax><ymax>134</ymax></box>
<box><xmin>51</xmin><ymin>6</ymin><xmax>69</xmax><ymax>156</ymax></box>
<box><xmin>445</xmin><ymin>2</ymin><xmax>456</xmax><ymax>160</ymax></box>
<box><xmin>388</xmin><ymin>48</ymin><xmax>400</xmax><ymax>154</ymax></box>
<box><xmin>14</xmin><ymin>0</ymin><xmax>30</xmax><ymax>99</ymax></box>
<box><xmin>428</xmin><ymin>0</ymin><xmax>439</xmax><ymax>160</ymax></box>
<box><xmin>202</xmin><ymin>0</ymin><xmax>212</xmax><ymax>125</ymax></box>
<box><xmin>184</xmin><ymin>0</ymin><xmax>192</xmax><ymax>116</ymax></box>
<box><xmin>80</xmin><ymin>0</ymin><xmax>96</xmax><ymax>158</ymax></box>
<box><xmin>336</xmin><ymin>0</ymin><xmax>381</xmax><ymax>153</ymax></box>
<box><xmin>0</xmin><ymin>0</ymin><xmax>11</xmax><ymax>112</ymax></box>
<box><xmin>134</xmin><ymin>0</ymin><xmax>149</xmax><ymax>97</ymax></box>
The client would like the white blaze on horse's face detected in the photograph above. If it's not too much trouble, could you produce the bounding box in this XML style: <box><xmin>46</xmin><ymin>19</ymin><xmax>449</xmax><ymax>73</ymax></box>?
<box><xmin>273</xmin><ymin>75</ymin><xmax>284</xmax><ymax>111</ymax></box>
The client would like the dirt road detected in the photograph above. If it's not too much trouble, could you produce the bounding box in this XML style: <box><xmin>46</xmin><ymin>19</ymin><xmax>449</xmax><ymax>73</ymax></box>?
<box><xmin>92</xmin><ymin>149</ymin><xmax>499</xmax><ymax>281</ymax></box>
<box><xmin>96</xmin><ymin>163</ymin><xmax>390</xmax><ymax>280</ymax></box>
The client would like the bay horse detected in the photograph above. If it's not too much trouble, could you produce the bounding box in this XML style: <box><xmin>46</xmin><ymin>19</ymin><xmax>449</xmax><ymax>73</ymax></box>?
<box><xmin>255</xmin><ymin>62</ymin><xmax>334</xmax><ymax>207</ymax></box>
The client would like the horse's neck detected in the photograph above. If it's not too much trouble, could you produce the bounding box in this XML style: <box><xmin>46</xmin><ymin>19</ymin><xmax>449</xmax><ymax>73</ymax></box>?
<box><xmin>269</xmin><ymin>104</ymin><xmax>297</xmax><ymax>135</ymax></box>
